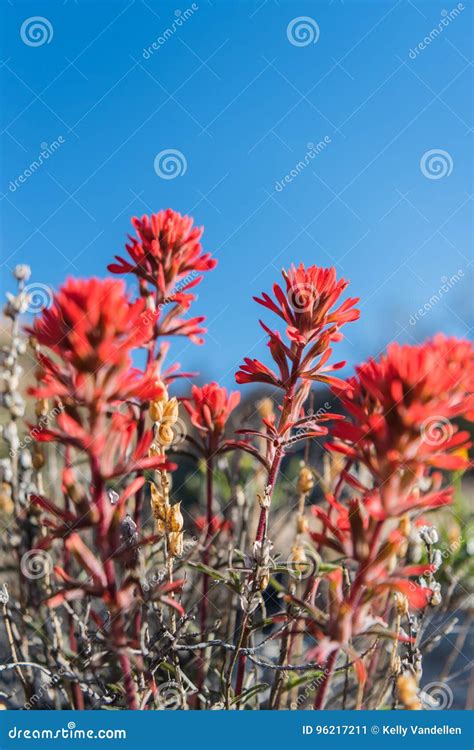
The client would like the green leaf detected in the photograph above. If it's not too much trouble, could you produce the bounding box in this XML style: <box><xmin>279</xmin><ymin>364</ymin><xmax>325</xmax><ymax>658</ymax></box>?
<box><xmin>230</xmin><ymin>683</ymin><xmax>269</xmax><ymax>707</ymax></box>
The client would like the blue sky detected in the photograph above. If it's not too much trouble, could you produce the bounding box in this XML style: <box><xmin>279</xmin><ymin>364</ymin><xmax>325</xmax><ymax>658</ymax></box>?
<box><xmin>1</xmin><ymin>0</ymin><xmax>473</xmax><ymax>390</ymax></box>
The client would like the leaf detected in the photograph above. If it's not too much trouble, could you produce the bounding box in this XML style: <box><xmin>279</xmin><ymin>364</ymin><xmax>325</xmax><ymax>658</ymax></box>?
<box><xmin>230</xmin><ymin>683</ymin><xmax>269</xmax><ymax>707</ymax></box>
<box><xmin>159</xmin><ymin>596</ymin><xmax>184</xmax><ymax>617</ymax></box>
<box><xmin>65</xmin><ymin>533</ymin><xmax>107</xmax><ymax>588</ymax></box>
<box><xmin>282</xmin><ymin>670</ymin><xmax>325</xmax><ymax>692</ymax></box>
<box><xmin>188</xmin><ymin>562</ymin><xmax>228</xmax><ymax>581</ymax></box>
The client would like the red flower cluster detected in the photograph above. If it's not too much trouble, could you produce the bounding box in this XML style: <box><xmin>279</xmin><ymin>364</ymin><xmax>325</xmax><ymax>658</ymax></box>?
<box><xmin>108</xmin><ymin>209</ymin><xmax>217</xmax><ymax>345</ymax></box>
<box><xmin>31</xmin><ymin>277</ymin><xmax>151</xmax><ymax>371</ymax></box>
<box><xmin>236</xmin><ymin>263</ymin><xmax>359</xmax><ymax>390</ymax></box>
<box><xmin>327</xmin><ymin>335</ymin><xmax>473</xmax><ymax>516</ymax></box>
<box><xmin>29</xmin><ymin>278</ymin><xmax>163</xmax><ymax>406</ymax></box>
<box><xmin>303</xmin><ymin>335</ymin><xmax>473</xmax><ymax>688</ymax></box>
<box><xmin>109</xmin><ymin>209</ymin><xmax>216</xmax><ymax>293</ymax></box>
<box><xmin>183</xmin><ymin>382</ymin><xmax>240</xmax><ymax>441</ymax></box>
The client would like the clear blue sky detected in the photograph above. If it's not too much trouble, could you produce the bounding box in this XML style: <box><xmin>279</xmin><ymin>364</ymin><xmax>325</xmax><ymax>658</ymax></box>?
<box><xmin>1</xmin><ymin>0</ymin><xmax>472</xmax><ymax>391</ymax></box>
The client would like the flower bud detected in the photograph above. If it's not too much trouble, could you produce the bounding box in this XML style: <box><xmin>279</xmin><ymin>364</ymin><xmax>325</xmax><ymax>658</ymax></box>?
<box><xmin>419</xmin><ymin>525</ymin><xmax>438</xmax><ymax>546</ymax></box>
<box><xmin>257</xmin><ymin>397</ymin><xmax>274</xmax><ymax>420</ymax></box>
<box><xmin>429</xmin><ymin>582</ymin><xmax>442</xmax><ymax>607</ymax></box>
<box><xmin>14</xmin><ymin>264</ymin><xmax>31</xmax><ymax>282</ymax></box>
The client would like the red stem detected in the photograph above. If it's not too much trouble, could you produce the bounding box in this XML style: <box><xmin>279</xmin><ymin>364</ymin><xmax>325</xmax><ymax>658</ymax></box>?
<box><xmin>314</xmin><ymin>648</ymin><xmax>339</xmax><ymax>709</ymax></box>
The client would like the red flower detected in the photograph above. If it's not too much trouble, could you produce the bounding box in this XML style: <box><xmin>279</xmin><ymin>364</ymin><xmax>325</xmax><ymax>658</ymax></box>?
<box><xmin>29</xmin><ymin>278</ymin><xmax>164</xmax><ymax>405</ymax></box>
<box><xmin>30</xmin><ymin>277</ymin><xmax>152</xmax><ymax>373</ymax></box>
<box><xmin>108</xmin><ymin>209</ymin><xmax>216</xmax><ymax>300</ymax></box>
<box><xmin>183</xmin><ymin>382</ymin><xmax>240</xmax><ymax>439</ymax></box>
<box><xmin>108</xmin><ymin>210</ymin><xmax>217</xmax><ymax>347</ymax></box>
<box><xmin>254</xmin><ymin>263</ymin><xmax>359</xmax><ymax>346</ymax></box>
<box><xmin>327</xmin><ymin>335</ymin><xmax>473</xmax><ymax>516</ymax></box>
<box><xmin>236</xmin><ymin>263</ymin><xmax>359</xmax><ymax>389</ymax></box>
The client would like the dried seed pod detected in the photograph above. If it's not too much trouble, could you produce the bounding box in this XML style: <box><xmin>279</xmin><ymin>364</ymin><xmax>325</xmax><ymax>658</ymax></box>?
<box><xmin>32</xmin><ymin>447</ymin><xmax>45</xmax><ymax>470</ymax></box>
<box><xmin>297</xmin><ymin>465</ymin><xmax>314</xmax><ymax>495</ymax></box>
<box><xmin>149</xmin><ymin>400</ymin><xmax>165</xmax><ymax>423</ymax></box>
<box><xmin>290</xmin><ymin>543</ymin><xmax>307</xmax><ymax>572</ymax></box>
<box><xmin>398</xmin><ymin>514</ymin><xmax>411</xmax><ymax>538</ymax></box>
<box><xmin>396</xmin><ymin>672</ymin><xmax>421</xmax><ymax>710</ymax></box>
<box><xmin>163</xmin><ymin>397</ymin><xmax>179</xmax><ymax>424</ymax></box>
<box><xmin>35</xmin><ymin>398</ymin><xmax>49</xmax><ymax>418</ymax></box>
<box><xmin>168</xmin><ymin>531</ymin><xmax>184</xmax><ymax>557</ymax></box>
<box><xmin>148</xmin><ymin>443</ymin><xmax>162</xmax><ymax>458</ymax></box>
<box><xmin>167</xmin><ymin>502</ymin><xmax>183</xmax><ymax>533</ymax></box>
<box><xmin>394</xmin><ymin>592</ymin><xmax>409</xmax><ymax>616</ymax></box>
<box><xmin>157</xmin><ymin>422</ymin><xmax>174</xmax><ymax>446</ymax></box>
<box><xmin>150</xmin><ymin>483</ymin><xmax>169</xmax><ymax>522</ymax></box>
<box><xmin>259</xmin><ymin>573</ymin><xmax>269</xmax><ymax>591</ymax></box>
<box><xmin>0</xmin><ymin>483</ymin><xmax>14</xmax><ymax>515</ymax></box>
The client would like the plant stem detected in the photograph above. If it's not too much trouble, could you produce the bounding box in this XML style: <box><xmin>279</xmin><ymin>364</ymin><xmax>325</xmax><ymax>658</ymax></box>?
<box><xmin>200</xmin><ymin>450</ymin><xmax>214</xmax><ymax>634</ymax></box>
<box><xmin>314</xmin><ymin>648</ymin><xmax>339</xmax><ymax>709</ymax></box>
